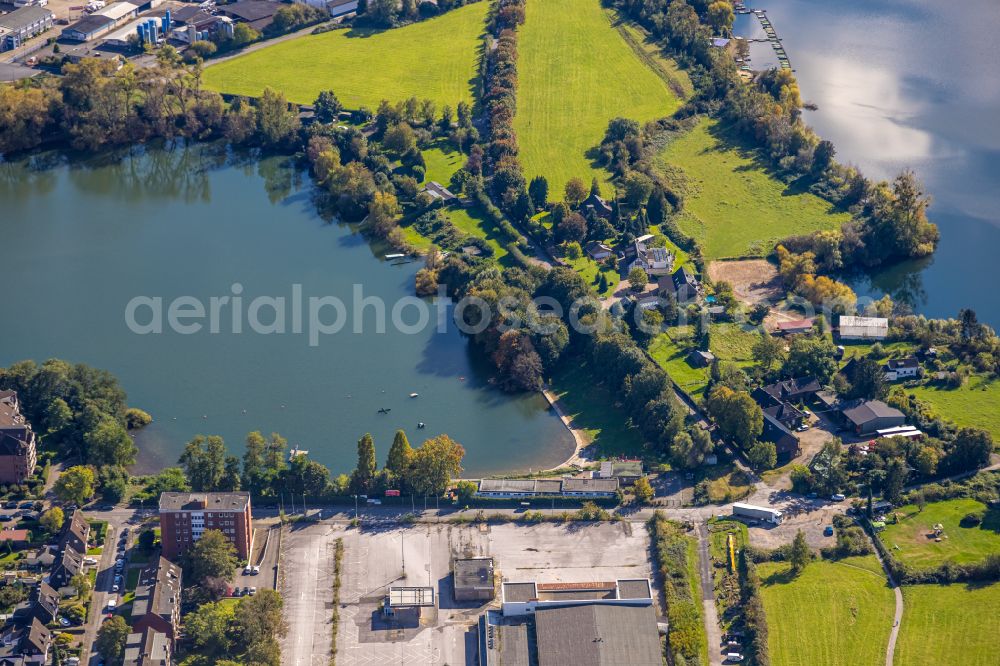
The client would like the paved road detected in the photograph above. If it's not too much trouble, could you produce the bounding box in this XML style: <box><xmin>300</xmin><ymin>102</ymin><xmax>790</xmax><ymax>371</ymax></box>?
<box><xmin>281</xmin><ymin>522</ymin><xmax>340</xmax><ymax>666</ymax></box>
<box><xmin>79</xmin><ymin>511</ymin><xmax>136</xmax><ymax>665</ymax></box>
<box><xmin>696</xmin><ymin>523</ymin><xmax>724</xmax><ymax>666</ymax></box>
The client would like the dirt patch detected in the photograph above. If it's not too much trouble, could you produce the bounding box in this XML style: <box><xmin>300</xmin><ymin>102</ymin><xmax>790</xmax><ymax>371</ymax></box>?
<box><xmin>747</xmin><ymin>503</ymin><xmax>843</xmax><ymax>550</ymax></box>
<box><xmin>708</xmin><ymin>259</ymin><xmax>782</xmax><ymax>304</ymax></box>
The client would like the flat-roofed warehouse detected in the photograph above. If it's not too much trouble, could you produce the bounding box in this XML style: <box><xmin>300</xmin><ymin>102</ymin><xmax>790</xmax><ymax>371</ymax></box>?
<box><xmin>535</xmin><ymin>604</ymin><xmax>662</xmax><ymax>666</ymax></box>
<box><xmin>454</xmin><ymin>557</ymin><xmax>495</xmax><ymax>602</ymax></box>
<box><xmin>0</xmin><ymin>5</ymin><xmax>54</xmax><ymax>51</ymax></box>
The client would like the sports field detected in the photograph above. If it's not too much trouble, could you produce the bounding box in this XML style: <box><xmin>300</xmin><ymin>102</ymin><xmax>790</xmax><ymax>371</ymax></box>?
<box><xmin>758</xmin><ymin>556</ymin><xmax>895</xmax><ymax>666</ymax></box>
<box><xmin>516</xmin><ymin>0</ymin><xmax>680</xmax><ymax>197</ymax></box>
<box><xmin>203</xmin><ymin>3</ymin><xmax>488</xmax><ymax>108</ymax></box>
<box><xmin>880</xmin><ymin>498</ymin><xmax>1000</xmax><ymax>569</ymax></box>
<box><xmin>656</xmin><ymin>118</ymin><xmax>851</xmax><ymax>259</ymax></box>
<box><xmin>895</xmin><ymin>583</ymin><xmax>1000</xmax><ymax>666</ymax></box>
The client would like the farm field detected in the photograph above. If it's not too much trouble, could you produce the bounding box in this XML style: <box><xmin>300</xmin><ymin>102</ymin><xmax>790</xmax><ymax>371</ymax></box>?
<box><xmin>516</xmin><ymin>0</ymin><xmax>680</xmax><ymax>197</ymax></box>
<box><xmin>758</xmin><ymin>555</ymin><xmax>894</xmax><ymax>666</ymax></box>
<box><xmin>880</xmin><ymin>498</ymin><xmax>1000</xmax><ymax>569</ymax></box>
<box><xmin>894</xmin><ymin>583</ymin><xmax>1000</xmax><ymax>666</ymax></box>
<box><xmin>656</xmin><ymin>118</ymin><xmax>851</xmax><ymax>259</ymax></box>
<box><xmin>910</xmin><ymin>375</ymin><xmax>1000</xmax><ymax>440</ymax></box>
<box><xmin>203</xmin><ymin>3</ymin><xmax>488</xmax><ymax>108</ymax></box>
<box><xmin>549</xmin><ymin>360</ymin><xmax>645</xmax><ymax>458</ymax></box>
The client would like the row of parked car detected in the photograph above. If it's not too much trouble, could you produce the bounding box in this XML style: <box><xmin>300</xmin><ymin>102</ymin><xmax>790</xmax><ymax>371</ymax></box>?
<box><xmin>110</xmin><ymin>527</ymin><xmax>130</xmax><ymax>593</ymax></box>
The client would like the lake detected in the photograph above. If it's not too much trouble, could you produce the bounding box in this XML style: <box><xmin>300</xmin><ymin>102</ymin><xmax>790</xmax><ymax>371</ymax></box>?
<box><xmin>736</xmin><ymin>0</ymin><xmax>1000</xmax><ymax>324</ymax></box>
<box><xmin>0</xmin><ymin>144</ymin><xmax>574</xmax><ymax>476</ymax></box>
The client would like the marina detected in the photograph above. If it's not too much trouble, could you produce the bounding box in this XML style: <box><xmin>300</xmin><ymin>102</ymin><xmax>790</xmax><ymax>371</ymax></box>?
<box><xmin>733</xmin><ymin>3</ymin><xmax>791</xmax><ymax>70</ymax></box>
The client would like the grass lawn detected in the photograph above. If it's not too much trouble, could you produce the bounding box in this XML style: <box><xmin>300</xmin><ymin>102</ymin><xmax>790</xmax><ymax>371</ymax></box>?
<box><xmin>910</xmin><ymin>375</ymin><xmax>1000</xmax><ymax>441</ymax></box>
<box><xmin>516</xmin><ymin>0</ymin><xmax>680</xmax><ymax>197</ymax></box>
<box><xmin>656</xmin><ymin>118</ymin><xmax>851</xmax><ymax>259</ymax></box>
<box><xmin>563</xmin><ymin>254</ymin><xmax>619</xmax><ymax>297</ymax></box>
<box><xmin>615</xmin><ymin>20</ymin><xmax>694</xmax><ymax>100</ymax></box>
<box><xmin>758</xmin><ymin>555</ymin><xmax>895</xmax><ymax>666</ymax></box>
<box><xmin>894</xmin><ymin>583</ymin><xmax>1000</xmax><ymax>666</ymax></box>
<box><xmin>709</xmin><ymin>323</ymin><xmax>757</xmax><ymax>366</ymax></box>
<box><xmin>699</xmin><ymin>464</ymin><xmax>754</xmax><ymax>504</ymax></box>
<box><xmin>203</xmin><ymin>3</ymin><xmax>488</xmax><ymax>107</ymax></box>
<box><xmin>549</xmin><ymin>360</ymin><xmax>645</xmax><ymax>458</ymax></box>
<box><xmin>649</xmin><ymin>327</ymin><xmax>710</xmax><ymax>398</ymax></box>
<box><xmin>880</xmin><ymin>498</ymin><xmax>1000</xmax><ymax>569</ymax></box>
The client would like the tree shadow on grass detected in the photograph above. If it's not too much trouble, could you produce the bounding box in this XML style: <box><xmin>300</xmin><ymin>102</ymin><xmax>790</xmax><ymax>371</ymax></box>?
<box><xmin>761</xmin><ymin>565</ymin><xmax>799</xmax><ymax>586</ymax></box>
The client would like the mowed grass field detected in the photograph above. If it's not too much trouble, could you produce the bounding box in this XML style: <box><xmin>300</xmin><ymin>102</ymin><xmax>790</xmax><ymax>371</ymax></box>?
<box><xmin>758</xmin><ymin>556</ymin><xmax>895</xmax><ymax>666</ymax></box>
<box><xmin>894</xmin><ymin>583</ymin><xmax>1000</xmax><ymax>666</ymax></box>
<box><xmin>203</xmin><ymin>3</ymin><xmax>488</xmax><ymax>107</ymax></box>
<box><xmin>880</xmin><ymin>498</ymin><xmax>1000</xmax><ymax>569</ymax></box>
<box><xmin>910</xmin><ymin>374</ymin><xmax>1000</xmax><ymax>441</ymax></box>
<box><xmin>516</xmin><ymin>0</ymin><xmax>680</xmax><ymax>196</ymax></box>
<box><xmin>657</xmin><ymin>118</ymin><xmax>852</xmax><ymax>259</ymax></box>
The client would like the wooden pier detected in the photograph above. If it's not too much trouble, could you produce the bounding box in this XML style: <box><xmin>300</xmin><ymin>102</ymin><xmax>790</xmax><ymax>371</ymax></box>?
<box><xmin>732</xmin><ymin>3</ymin><xmax>791</xmax><ymax>70</ymax></box>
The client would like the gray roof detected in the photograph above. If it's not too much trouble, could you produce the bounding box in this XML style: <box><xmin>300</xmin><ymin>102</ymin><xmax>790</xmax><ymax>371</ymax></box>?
<box><xmin>0</xmin><ymin>5</ymin><xmax>53</xmax><ymax>30</ymax></box>
<box><xmin>478</xmin><ymin>479</ymin><xmax>538</xmax><ymax>494</ymax></box>
<box><xmin>841</xmin><ymin>400</ymin><xmax>905</xmax><ymax>426</ymax></box>
<box><xmin>454</xmin><ymin>557</ymin><xmax>493</xmax><ymax>592</ymax></box>
<box><xmin>132</xmin><ymin>557</ymin><xmax>181</xmax><ymax>623</ymax></box>
<box><xmin>62</xmin><ymin>14</ymin><xmax>115</xmax><ymax>35</ymax></box>
<box><xmin>123</xmin><ymin>627</ymin><xmax>170</xmax><ymax>666</ymax></box>
<box><xmin>534</xmin><ymin>604</ymin><xmax>662</xmax><ymax>666</ymax></box>
<box><xmin>617</xmin><ymin>579</ymin><xmax>652</xmax><ymax>600</ymax></box>
<box><xmin>158</xmin><ymin>491</ymin><xmax>250</xmax><ymax>512</ymax></box>
<box><xmin>502</xmin><ymin>582</ymin><xmax>537</xmax><ymax>603</ymax></box>
<box><xmin>496</xmin><ymin>622</ymin><xmax>530</xmax><ymax>666</ymax></box>
<box><xmin>886</xmin><ymin>357</ymin><xmax>919</xmax><ymax>370</ymax></box>
<box><xmin>561</xmin><ymin>478</ymin><xmax>618</xmax><ymax>493</ymax></box>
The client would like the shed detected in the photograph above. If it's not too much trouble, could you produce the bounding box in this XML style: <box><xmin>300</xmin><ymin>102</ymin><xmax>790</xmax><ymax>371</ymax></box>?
<box><xmin>687</xmin><ymin>349</ymin><xmax>715</xmax><ymax>368</ymax></box>
<box><xmin>453</xmin><ymin>557</ymin><xmax>494</xmax><ymax>602</ymax></box>
<box><xmin>838</xmin><ymin>315</ymin><xmax>889</xmax><ymax>340</ymax></box>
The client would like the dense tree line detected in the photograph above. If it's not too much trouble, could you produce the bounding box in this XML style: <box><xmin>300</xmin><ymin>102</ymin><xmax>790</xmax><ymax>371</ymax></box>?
<box><xmin>356</xmin><ymin>0</ymin><xmax>482</xmax><ymax>28</ymax></box>
<box><xmin>648</xmin><ymin>513</ymin><xmax>707</xmax><ymax>666</ymax></box>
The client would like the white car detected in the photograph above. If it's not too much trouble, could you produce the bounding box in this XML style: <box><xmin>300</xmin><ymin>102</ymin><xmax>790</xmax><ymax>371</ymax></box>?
<box><xmin>249</xmin><ymin>587</ymin><xmax>257</xmax><ymax>595</ymax></box>
<box><xmin>831</xmin><ymin>493</ymin><xmax>846</xmax><ymax>501</ymax></box>
<box><xmin>243</xmin><ymin>565</ymin><xmax>252</xmax><ymax>575</ymax></box>
<box><xmin>251</xmin><ymin>565</ymin><xmax>260</xmax><ymax>575</ymax></box>
<box><xmin>111</xmin><ymin>584</ymin><xmax>119</xmax><ymax>592</ymax></box>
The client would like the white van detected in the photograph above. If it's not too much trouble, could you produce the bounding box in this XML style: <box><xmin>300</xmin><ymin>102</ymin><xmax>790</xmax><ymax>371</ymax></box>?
<box><xmin>725</xmin><ymin>654</ymin><xmax>744</xmax><ymax>663</ymax></box>
<box><xmin>106</xmin><ymin>599</ymin><xmax>117</xmax><ymax>611</ymax></box>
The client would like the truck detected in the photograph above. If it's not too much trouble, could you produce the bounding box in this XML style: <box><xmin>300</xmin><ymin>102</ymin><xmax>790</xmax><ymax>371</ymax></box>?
<box><xmin>731</xmin><ymin>502</ymin><xmax>782</xmax><ymax>525</ymax></box>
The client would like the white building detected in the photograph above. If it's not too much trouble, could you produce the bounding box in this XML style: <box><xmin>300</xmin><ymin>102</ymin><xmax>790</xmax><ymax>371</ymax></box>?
<box><xmin>838</xmin><ymin>315</ymin><xmax>889</xmax><ymax>340</ymax></box>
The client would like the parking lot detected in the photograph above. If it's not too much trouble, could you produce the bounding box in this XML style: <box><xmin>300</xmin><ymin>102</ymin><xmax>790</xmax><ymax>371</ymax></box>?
<box><xmin>746</xmin><ymin>498</ymin><xmax>848</xmax><ymax>550</ymax></box>
<box><xmin>280</xmin><ymin>520</ymin><xmax>656</xmax><ymax>666</ymax></box>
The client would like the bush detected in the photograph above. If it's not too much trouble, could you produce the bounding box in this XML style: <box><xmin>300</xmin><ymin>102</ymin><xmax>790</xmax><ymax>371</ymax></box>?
<box><xmin>959</xmin><ymin>511</ymin><xmax>984</xmax><ymax>528</ymax></box>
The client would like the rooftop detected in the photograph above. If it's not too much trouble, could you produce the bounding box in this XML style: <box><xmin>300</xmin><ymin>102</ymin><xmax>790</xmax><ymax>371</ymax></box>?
<box><xmin>0</xmin><ymin>5</ymin><xmax>53</xmax><ymax>30</ymax></box>
<box><xmin>841</xmin><ymin>399</ymin><xmax>905</xmax><ymax>425</ymax></box>
<box><xmin>387</xmin><ymin>586</ymin><xmax>435</xmax><ymax>608</ymax></box>
<box><xmin>454</xmin><ymin>557</ymin><xmax>494</xmax><ymax>592</ymax></box>
<box><xmin>123</xmin><ymin>627</ymin><xmax>171</xmax><ymax>666</ymax></box>
<box><xmin>534</xmin><ymin>603</ymin><xmax>662</xmax><ymax>666</ymax></box>
<box><xmin>132</xmin><ymin>557</ymin><xmax>181</xmax><ymax>621</ymax></box>
<box><xmin>63</xmin><ymin>14</ymin><xmax>116</xmax><ymax>35</ymax></box>
<box><xmin>158</xmin><ymin>491</ymin><xmax>250</xmax><ymax>512</ymax></box>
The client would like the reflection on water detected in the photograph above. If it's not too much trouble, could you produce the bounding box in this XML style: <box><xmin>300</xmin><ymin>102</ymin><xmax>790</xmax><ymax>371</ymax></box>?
<box><xmin>736</xmin><ymin>0</ymin><xmax>1000</xmax><ymax>323</ymax></box>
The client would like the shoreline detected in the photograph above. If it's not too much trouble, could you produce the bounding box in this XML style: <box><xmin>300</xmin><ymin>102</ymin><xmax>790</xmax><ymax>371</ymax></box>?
<box><xmin>541</xmin><ymin>388</ymin><xmax>596</xmax><ymax>471</ymax></box>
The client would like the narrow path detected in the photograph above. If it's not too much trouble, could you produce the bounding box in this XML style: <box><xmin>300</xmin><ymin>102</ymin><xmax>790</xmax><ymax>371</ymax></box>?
<box><xmin>866</xmin><ymin>531</ymin><xmax>904</xmax><ymax>666</ymax></box>
<box><xmin>695</xmin><ymin>522</ymin><xmax>724</xmax><ymax>666</ymax></box>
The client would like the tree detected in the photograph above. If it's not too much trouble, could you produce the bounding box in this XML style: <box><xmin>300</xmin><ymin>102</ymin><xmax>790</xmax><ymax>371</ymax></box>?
<box><xmin>747</xmin><ymin>440</ymin><xmax>777</xmax><ymax>470</ymax></box>
<box><xmin>789</xmin><ymin>530</ymin><xmax>811</xmax><ymax>573</ymax></box>
<box><xmin>69</xmin><ymin>573</ymin><xmax>92</xmax><ymax>601</ymax></box>
<box><xmin>705</xmin><ymin>386</ymin><xmax>763</xmax><ymax>448</ymax></box>
<box><xmin>622</xmin><ymin>171</ymin><xmax>654</xmax><ymax>206</ymax></box>
<box><xmin>242</xmin><ymin>431</ymin><xmax>267</xmax><ymax>494</ymax></box>
<box><xmin>383</xmin><ymin>122</ymin><xmax>416</xmax><ymax>154</ymax></box>
<box><xmin>784</xmin><ymin>336</ymin><xmax>839</xmax><ymax>383</ymax></box>
<box><xmin>54</xmin><ymin>466</ymin><xmax>96</xmax><ymax>506</ymax></box>
<box><xmin>255</xmin><ymin>87</ymin><xmax>300</xmax><ymax>148</ymax></box>
<box><xmin>124</xmin><ymin>407</ymin><xmax>152</xmax><ymax>430</ymax></box>
<box><xmin>179</xmin><ymin>435</ymin><xmax>227</xmax><ymax>491</ymax></box>
<box><xmin>313</xmin><ymin>90</ymin><xmax>343</xmax><ymax>124</ymax></box>
<box><xmin>385</xmin><ymin>430</ymin><xmax>413</xmax><ymax>477</ymax></box>
<box><xmin>40</xmin><ymin>507</ymin><xmax>65</xmax><ymax>535</ymax></box>
<box><xmin>351</xmin><ymin>433</ymin><xmax>377</xmax><ymax>493</ymax></box>
<box><xmin>183</xmin><ymin>529</ymin><xmax>239</xmax><ymax>587</ymax></box>
<box><xmin>95</xmin><ymin>616</ymin><xmax>129</xmax><ymax>662</ymax></box>
<box><xmin>751</xmin><ymin>331</ymin><xmax>784</xmax><ymax>373</ymax></box>
<box><xmin>564</xmin><ymin>177</ymin><xmax>588</xmax><ymax>207</ymax></box>
<box><xmin>283</xmin><ymin>455</ymin><xmax>329</xmax><ymax>496</ymax></box>
<box><xmin>234</xmin><ymin>590</ymin><xmax>287</xmax><ymax>666</ymax></box>
<box><xmin>883</xmin><ymin>458</ymin><xmax>908</xmax><ymax>505</ymax></box>
<box><xmin>183</xmin><ymin>600</ymin><xmax>234</xmax><ymax>658</ymax></box>
<box><xmin>407</xmin><ymin>435</ymin><xmax>464</xmax><ymax>496</ymax></box>
<box><xmin>942</xmin><ymin>427</ymin><xmax>992</xmax><ymax>475</ymax></box>
<box><xmin>628</xmin><ymin>267</ymin><xmax>649</xmax><ymax>292</ymax></box>
<box><xmin>220</xmin><ymin>456</ymin><xmax>242</xmax><ymax>492</ymax></box>
<box><xmin>84</xmin><ymin>417</ymin><xmax>137</xmax><ymax>467</ymax></box>
<box><xmin>672</xmin><ymin>428</ymin><xmax>713</xmax><ymax>469</ymax></box>
<box><xmin>809</xmin><ymin>440</ymin><xmax>846</xmax><ymax>495</ymax></box>
<box><xmin>556</xmin><ymin>212</ymin><xmax>587</xmax><ymax>244</ymax></box>
<box><xmin>528</xmin><ymin>175</ymin><xmax>549</xmax><ymax>209</ymax></box>
<box><xmin>188</xmin><ymin>39</ymin><xmax>217</xmax><ymax>60</ymax></box>
<box><xmin>455</xmin><ymin>480</ymin><xmax>477</xmax><ymax>504</ymax></box>
<box><xmin>633</xmin><ymin>477</ymin><xmax>654</xmax><ymax>504</ymax></box>
<box><xmin>844</xmin><ymin>356</ymin><xmax>888</xmax><ymax>401</ymax></box>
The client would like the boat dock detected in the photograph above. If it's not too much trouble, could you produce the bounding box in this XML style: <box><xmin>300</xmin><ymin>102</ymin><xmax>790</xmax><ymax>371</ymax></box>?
<box><xmin>732</xmin><ymin>3</ymin><xmax>792</xmax><ymax>70</ymax></box>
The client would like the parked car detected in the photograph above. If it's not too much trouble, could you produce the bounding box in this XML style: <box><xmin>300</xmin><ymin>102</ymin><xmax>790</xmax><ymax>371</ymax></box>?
<box><xmin>249</xmin><ymin>587</ymin><xmax>257</xmax><ymax>595</ymax></box>
<box><xmin>232</xmin><ymin>588</ymin><xmax>242</xmax><ymax>597</ymax></box>
<box><xmin>251</xmin><ymin>566</ymin><xmax>260</xmax><ymax>575</ymax></box>
<box><xmin>831</xmin><ymin>493</ymin><xmax>846</xmax><ymax>501</ymax></box>
<box><xmin>824</xmin><ymin>525</ymin><xmax>834</xmax><ymax>537</ymax></box>
<box><xmin>243</xmin><ymin>565</ymin><xmax>252</xmax><ymax>575</ymax></box>
<box><xmin>1</xmin><ymin>502</ymin><xmax>15</xmax><ymax>510</ymax></box>
<box><xmin>725</xmin><ymin>655</ymin><xmax>744</xmax><ymax>663</ymax></box>
<box><xmin>59</xmin><ymin>617</ymin><xmax>71</xmax><ymax>627</ymax></box>
<box><xmin>112</xmin><ymin>584</ymin><xmax>119</xmax><ymax>592</ymax></box>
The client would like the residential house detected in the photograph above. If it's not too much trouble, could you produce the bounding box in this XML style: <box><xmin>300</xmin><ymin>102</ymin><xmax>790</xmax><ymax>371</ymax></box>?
<box><xmin>0</xmin><ymin>530</ymin><xmax>30</xmax><ymax>550</ymax></box>
<box><xmin>0</xmin><ymin>5</ymin><xmax>53</xmax><ymax>51</ymax></box>
<box><xmin>0</xmin><ymin>618</ymin><xmax>50</xmax><ymax>666</ymax></box>
<box><xmin>49</xmin><ymin>545</ymin><xmax>84</xmax><ymax>589</ymax></box>
<box><xmin>0</xmin><ymin>391</ymin><xmax>38</xmax><ymax>485</ymax></box>
<box><xmin>839</xmin><ymin>400</ymin><xmax>906</xmax><ymax>435</ymax></box>
<box><xmin>12</xmin><ymin>583</ymin><xmax>59</xmax><ymax>626</ymax></box>
<box><xmin>776</xmin><ymin>319</ymin><xmax>814</xmax><ymax>336</ymax></box>
<box><xmin>158</xmin><ymin>492</ymin><xmax>253</xmax><ymax>560</ymax></box>
<box><xmin>123</xmin><ymin>627</ymin><xmax>171</xmax><ymax>666</ymax></box>
<box><xmin>884</xmin><ymin>357</ymin><xmax>920</xmax><ymax>381</ymax></box>
<box><xmin>838</xmin><ymin>316</ymin><xmax>889</xmax><ymax>340</ymax></box>
<box><xmin>752</xmin><ymin>377</ymin><xmax>821</xmax><ymax>409</ymax></box>
<box><xmin>622</xmin><ymin>237</ymin><xmax>673</xmax><ymax>277</ymax></box>
<box><xmin>581</xmin><ymin>192</ymin><xmax>612</xmax><ymax>218</ymax></box>
<box><xmin>658</xmin><ymin>266</ymin><xmax>700</xmax><ymax>303</ymax></box>
<box><xmin>59</xmin><ymin>510</ymin><xmax>90</xmax><ymax>556</ymax></box>
<box><xmin>421</xmin><ymin>181</ymin><xmax>457</xmax><ymax>204</ymax></box>
<box><xmin>687</xmin><ymin>349</ymin><xmax>715</xmax><ymax>368</ymax></box>
<box><xmin>760</xmin><ymin>411</ymin><xmax>800</xmax><ymax>464</ymax></box>
<box><xmin>131</xmin><ymin>557</ymin><xmax>182</xmax><ymax>646</ymax></box>
<box><xmin>585</xmin><ymin>241</ymin><xmax>613</xmax><ymax>261</ymax></box>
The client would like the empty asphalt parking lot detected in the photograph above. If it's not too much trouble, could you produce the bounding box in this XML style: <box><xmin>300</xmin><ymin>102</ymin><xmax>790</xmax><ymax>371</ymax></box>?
<box><xmin>281</xmin><ymin>519</ymin><xmax>655</xmax><ymax>666</ymax></box>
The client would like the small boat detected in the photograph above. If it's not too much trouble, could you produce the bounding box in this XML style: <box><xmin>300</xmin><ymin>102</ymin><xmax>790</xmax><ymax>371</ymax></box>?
<box><xmin>378</xmin><ymin>407</ymin><xmax>391</xmax><ymax>414</ymax></box>
<box><xmin>417</xmin><ymin>422</ymin><xmax>426</xmax><ymax>429</ymax></box>
<box><xmin>385</xmin><ymin>253</ymin><xmax>405</xmax><ymax>260</ymax></box>
<box><xmin>409</xmin><ymin>392</ymin><xmax>419</xmax><ymax>398</ymax></box>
